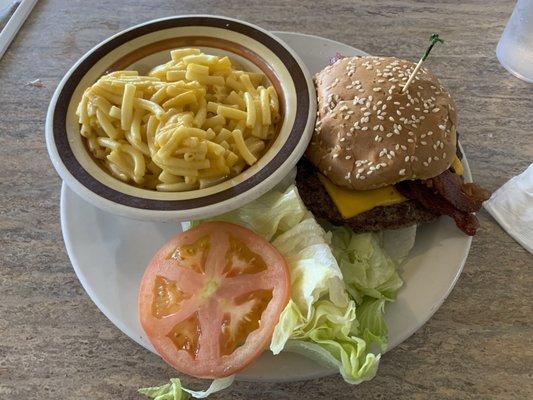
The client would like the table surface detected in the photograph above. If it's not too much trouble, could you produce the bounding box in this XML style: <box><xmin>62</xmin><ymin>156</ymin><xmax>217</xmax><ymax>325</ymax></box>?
<box><xmin>1</xmin><ymin>1</ymin><xmax>532</xmax><ymax>399</ymax></box>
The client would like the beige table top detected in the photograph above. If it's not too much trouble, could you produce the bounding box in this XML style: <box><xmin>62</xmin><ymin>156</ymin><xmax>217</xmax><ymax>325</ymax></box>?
<box><xmin>1</xmin><ymin>1</ymin><xmax>532</xmax><ymax>399</ymax></box>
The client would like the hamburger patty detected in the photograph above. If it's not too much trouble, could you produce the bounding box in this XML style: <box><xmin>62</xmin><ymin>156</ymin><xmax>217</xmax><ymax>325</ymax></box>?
<box><xmin>295</xmin><ymin>159</ymin><xmax>439</xmax><ymax>232</ymax></box>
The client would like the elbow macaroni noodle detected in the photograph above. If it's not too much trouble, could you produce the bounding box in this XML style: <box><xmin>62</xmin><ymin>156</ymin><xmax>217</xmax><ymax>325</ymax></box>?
<box><xmin>76</xmin><ymin>48</ymin><xmax>280</xmax><ymax>191</ymax></box>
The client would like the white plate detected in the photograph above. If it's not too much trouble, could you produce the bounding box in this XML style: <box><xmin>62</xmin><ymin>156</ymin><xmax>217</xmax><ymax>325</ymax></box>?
<box><xmin>60</xmin><ymin>32</ymin><xmax>472</xmax><ymax>383</ymax></box>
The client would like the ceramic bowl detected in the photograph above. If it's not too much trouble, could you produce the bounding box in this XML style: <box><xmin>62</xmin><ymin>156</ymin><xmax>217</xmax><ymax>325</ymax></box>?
<box><xmin>46</xmin><ymin>15</ymin><xmax>316</xmax><ymax>221</ymax></box>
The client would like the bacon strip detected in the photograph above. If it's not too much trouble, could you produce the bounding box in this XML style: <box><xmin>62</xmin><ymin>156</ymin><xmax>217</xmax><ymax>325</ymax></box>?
<box><xmin>396</xmin><ymin>176</ymin><xmax>485</xmax><ymax>236</ymax></box>
<box><xmin>423</xmin><ymin>170</ymin><xmax>490</xmax><ymax>213</ymax></box>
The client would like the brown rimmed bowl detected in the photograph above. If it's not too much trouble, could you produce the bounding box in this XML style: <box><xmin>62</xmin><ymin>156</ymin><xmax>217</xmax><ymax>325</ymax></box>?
<box><xmin>46</xmin><ymin>15</ymin><xmax>316</xmax><ymax>221</ymax></box>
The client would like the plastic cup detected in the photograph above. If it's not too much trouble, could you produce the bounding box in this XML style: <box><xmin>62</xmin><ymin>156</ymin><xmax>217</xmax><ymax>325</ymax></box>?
<box><xmin>496</xmin><ymin>0</ymin><xmax>533</xmax><ymax>83</ymax></box>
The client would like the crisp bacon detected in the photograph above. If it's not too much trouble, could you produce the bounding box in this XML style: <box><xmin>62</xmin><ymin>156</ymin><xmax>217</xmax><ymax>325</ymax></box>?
<box><xmin>395</xmin><ymin>171</ymin><xmax>489</xmax><ymax>236</ymax></box>
<box><xmin>423</xmin><ymin>170</ymin><xmax>490</xmax><ymax>213</ymax></box>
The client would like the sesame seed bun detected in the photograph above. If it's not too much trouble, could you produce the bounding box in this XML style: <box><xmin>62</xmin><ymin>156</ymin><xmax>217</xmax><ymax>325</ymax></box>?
<box><xmin>307</xmin><ymin>56</ymin><xmax>457</xmax><ymax>190</ymax></box>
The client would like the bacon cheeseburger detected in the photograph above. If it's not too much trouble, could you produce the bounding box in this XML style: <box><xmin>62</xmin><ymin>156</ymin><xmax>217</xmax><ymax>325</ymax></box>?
<box><xmin>297</xmin><ymin>56</ymin><xmax>490</xmax><ymax>235</ymax></box>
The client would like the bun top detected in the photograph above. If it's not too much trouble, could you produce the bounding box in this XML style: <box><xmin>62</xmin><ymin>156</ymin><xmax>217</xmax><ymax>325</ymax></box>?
<box><xmin>307</xmin><ymin>56</ymin><xmax>457</xmax><ymax>190</ymax></box>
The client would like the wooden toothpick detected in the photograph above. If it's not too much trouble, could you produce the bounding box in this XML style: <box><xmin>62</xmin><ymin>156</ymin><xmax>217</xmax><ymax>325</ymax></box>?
<box><xmin>402</xmin><ymin>34</ymin><xmax>443</xmax><ymax>93</ymax></box>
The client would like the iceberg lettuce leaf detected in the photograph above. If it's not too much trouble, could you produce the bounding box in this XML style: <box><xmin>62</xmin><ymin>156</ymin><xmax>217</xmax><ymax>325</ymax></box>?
<box><xmin>139</xmin><ymin>376</ymin><xmax>234</xmax><ymax>400</ymax></box>
<box><xmin>328</xmin><ymin>225</ymin><xmax>404</xmax><ymax>304</ymax></box>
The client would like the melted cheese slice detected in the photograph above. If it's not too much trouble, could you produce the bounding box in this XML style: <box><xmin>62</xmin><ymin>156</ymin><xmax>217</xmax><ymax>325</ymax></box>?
<box><xmin>318</xmin><ymin>174</ymin><xmax>407</xmax><ymax>219</ymax></box>
<box><xmin>452</xmin><ymin>156</ymin><xmax>464</xmax><ymax>175</ymax></box>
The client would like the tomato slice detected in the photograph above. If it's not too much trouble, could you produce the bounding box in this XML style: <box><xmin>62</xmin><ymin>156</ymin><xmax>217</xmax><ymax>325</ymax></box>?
<box><xmin>138</xmin><ymin>221</ymin><xmax>291</xmax><ymax>378</ymax></box>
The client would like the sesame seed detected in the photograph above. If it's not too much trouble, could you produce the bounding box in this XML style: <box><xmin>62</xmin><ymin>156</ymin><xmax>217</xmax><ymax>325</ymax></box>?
<box><xmin>404</xmin><ymin>156</ymin><xmax>410</xmax><ymax>162</ymax></box>
<box><xmin>401</xmin><ymin>145</ymin><xmax>407</xmax><ymax>150</ymax></box>
<box><xmin>432</xmin><ymin>107</ymin><xmax>440</xmax><ymax>113</ymax></box>
<box><xmin>423</xmin><ymin>161</ymin><xmax>429</xmax><ymax>167</ymax></box>
<box><xmin>361</xmin><ymin>126</ymin><xmax>368</xmax><ymax>131</ymax></box>
<box><xmin>399</xmin><ymin>169</ymin><xmax>406</xmax><ymax>176</ymax></box>
<box><xmin>407</xmin><ymin>138</ymin><xmax>414</xmax><ymax>143</ymax></box>
<box><xmin>345</xmin><ymin>155</ymin><xmax>352</xmax><ymax>160</ymax></box>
